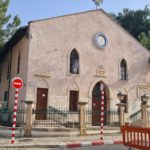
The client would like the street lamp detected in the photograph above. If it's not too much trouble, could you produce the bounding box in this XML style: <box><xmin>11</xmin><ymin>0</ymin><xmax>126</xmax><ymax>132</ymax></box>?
<box><xmin>141</xmin><ymin>94</ymin><xmax>149</xmax><ymax>105</ymax></box>
<box><xmin>117</xmin><ymin>91</ymin><xmax>124</xmax><ymax>103</ymax></box>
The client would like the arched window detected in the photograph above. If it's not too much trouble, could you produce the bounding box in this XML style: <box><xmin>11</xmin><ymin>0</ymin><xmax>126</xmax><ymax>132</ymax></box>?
<box><xmin>120</xmin><ymin>59</ymin><xmax>128</xmax><ymax>80</ymax></box>
<box><xmin>70</xmin><ymin>49</ymin><xmax>79</xmax><ymax>74</ymax></box>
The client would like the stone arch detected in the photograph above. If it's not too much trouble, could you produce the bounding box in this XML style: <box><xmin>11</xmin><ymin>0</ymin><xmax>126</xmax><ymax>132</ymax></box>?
<box><xmin>90</xmin><ymin>80</ymin><xmax>110</xmax><ymax>126</ymax></box>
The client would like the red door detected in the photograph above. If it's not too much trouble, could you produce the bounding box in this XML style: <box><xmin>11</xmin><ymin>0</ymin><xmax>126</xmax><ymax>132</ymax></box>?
<box><xmin>69</xmin><ymin>91</ymin><xmax>78</xmax><ymax>111</ymax></box>
<box><xmin>36</xmin><ymin>88</ymin><xmax>48</xmax><ymax>120</ymax></box>
<box><xmin>92</xmin><ymin>98</ymin><xmax>101</xmax><ymax>126</ymax></box>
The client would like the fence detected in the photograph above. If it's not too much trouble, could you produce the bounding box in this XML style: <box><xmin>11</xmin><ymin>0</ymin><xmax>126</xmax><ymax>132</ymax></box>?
<box><xmin>0</xmin><ymin>106</ymin><xmax>121</xmax><ymax>128</ymax></box>
<box><xmin>121</xmin><ymin>125</ymin><xmax>150</xmax><ymax>150</ymax></box>
<box><xmin>32</xmin><ymin>107</ymin><xmax>80</xmax><ymax>127</ymax></box>
<box><xmin>32</xmin><ymin>107</ymin><xmax>120</xmax><ymax>127</ymax></box>
<box><xmin>85</xmin><ymin>109</ymin><xmax>120</xmax><ymax>126</ymax></box>
<box><xmin>0</xmin><ymin>107</ymin><xmax>26</xmax><ymax>127</ymax></box>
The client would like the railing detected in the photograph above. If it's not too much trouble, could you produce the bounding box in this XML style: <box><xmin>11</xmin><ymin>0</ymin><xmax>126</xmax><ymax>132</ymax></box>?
<box><xmin>33</xmin><ymin>108</ymin><xmax>120</xmax><ymax>127</ymax></box>
<box><xmin>48</xmin><ymin>106</ymin><xmax>67</xmax><ymax>117</ymax></box>
<box><xmin>0</xmin><ymin>107</ymin><xmax>26</xmax><ymax>127</ymax></box>
<box><xmin>129</xmin><ymin>109</ymin><xmax>141</xmax><ymax>122</ymax></box>
<box><xmin>32</xmin><ymin>108</ymin><xmax>79</xmax><ymax>127</ymax></box>
<box><xmin>121</xmin><ymin>125</ymin><xmax>150</xmax><ymax>150</ymax></box>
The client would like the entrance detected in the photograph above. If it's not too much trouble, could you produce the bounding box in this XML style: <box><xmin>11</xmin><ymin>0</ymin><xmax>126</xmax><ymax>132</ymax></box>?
<box><xmin>92</xmin><ymin>81</ymin><xmax>110</xmax><ymax>126</ymax></box>
<box><xmin>35</xmin><ymin>88</ymin><xmax>48</xmax><ymax>120</ymax></box>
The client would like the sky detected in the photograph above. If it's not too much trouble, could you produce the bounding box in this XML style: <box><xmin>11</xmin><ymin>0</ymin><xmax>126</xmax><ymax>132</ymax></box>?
<box><xmin>8</xmin><ymin>0</ymin><xmax>150</xmax><ymax>26</ymax></box>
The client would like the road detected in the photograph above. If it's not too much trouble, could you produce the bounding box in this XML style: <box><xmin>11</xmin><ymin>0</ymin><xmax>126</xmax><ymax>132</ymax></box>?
<box><xmin>68</xmin><ymin>145</ymin><xmax>137</xmax><ymax>150</ymax></box>
<box><xmin>1</xmin><ymin>145</ymin><xmax>138</xmax><ymax>150</ymax></box>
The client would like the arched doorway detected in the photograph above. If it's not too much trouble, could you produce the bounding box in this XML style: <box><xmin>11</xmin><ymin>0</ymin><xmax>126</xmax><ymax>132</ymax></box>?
<box><xmin>92</xmin><ymin>81</ymin><xmax>110</xmax><ymax>126</ymax></box>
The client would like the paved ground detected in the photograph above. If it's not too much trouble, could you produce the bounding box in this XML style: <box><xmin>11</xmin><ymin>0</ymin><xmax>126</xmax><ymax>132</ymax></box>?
<box><xmin>0</xmin><ymin>126</ymin><xmax>123</xmax><ymax>149</ymax></box>
<box><xmin>0</xmin><ymin>134</ymin><xmax>122</xmax><ymax>149</ymax></box>
<box><xmin>2</xmin><ymin>148</ymin><xmax>56</xmax><ymax>149</ymax></box>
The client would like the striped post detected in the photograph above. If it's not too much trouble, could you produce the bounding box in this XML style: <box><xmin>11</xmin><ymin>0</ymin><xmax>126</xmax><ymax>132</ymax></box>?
<box><xmin>100</xmin><ymin>83</ymin><xmax>104</xmax><ymax>140</ymax></box>
<box><xmin>11</xmin><ymin>89</ymin><xmax>19</xmax><ymax>144</ymax></box>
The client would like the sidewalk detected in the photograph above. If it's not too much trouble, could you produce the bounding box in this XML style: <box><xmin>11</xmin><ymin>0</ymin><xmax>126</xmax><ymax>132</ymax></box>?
<box><xmin>0</xmin><ymin>134</ymin><xmax>123</xmax><ymax>148</ymax></box>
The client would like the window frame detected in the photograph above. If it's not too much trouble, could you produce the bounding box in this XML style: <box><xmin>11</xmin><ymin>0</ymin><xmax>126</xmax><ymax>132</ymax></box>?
<box><xmin>69</xmin><ymin>49</ymin><xmax>80</xmax><ymax>75</ymax></box>
<box><xmin>120</xmin><ymin>59</ymin><xmax>128</xmax><ymax>81</ymax></box>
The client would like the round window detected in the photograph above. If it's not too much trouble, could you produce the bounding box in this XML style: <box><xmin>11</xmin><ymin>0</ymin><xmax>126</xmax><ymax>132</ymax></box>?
<box><xmin>95</xmin><ymin>33</ymin><xmax>108</xmax><ymax>49</ymax></box>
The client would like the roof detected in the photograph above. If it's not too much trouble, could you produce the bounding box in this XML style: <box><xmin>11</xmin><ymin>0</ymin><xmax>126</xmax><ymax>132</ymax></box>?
<box><xmin>0</xmin><ymin>26</ymin><xmax>28</xmax><ymax>58</ymax></box>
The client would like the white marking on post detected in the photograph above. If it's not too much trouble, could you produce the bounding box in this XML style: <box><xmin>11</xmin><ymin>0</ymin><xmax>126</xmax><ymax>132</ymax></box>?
<box><xmin>11</xmin><ymin>88</ymin><xmax>19</xmax><ymax>144</ymax></box>
<box><xmin>100</xmin><ymin>83</ymin><xmax>104</xmax><ymax>141</ymax></box>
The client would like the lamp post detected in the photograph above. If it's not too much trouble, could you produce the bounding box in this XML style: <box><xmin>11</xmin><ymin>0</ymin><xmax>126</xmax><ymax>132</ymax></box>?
<box><xmin>117</xmin><ymin>91</ymin><xmax>126</xmax><ymax>126</ymax></box>
<box><xmin>141</xmin><ymin>94</ymin><xmax>150</xmax><ymax>127</ymax></box>
<box><xmin>117</xmin><ymin>92</ymin><xmax>124</xmax><ymax>103</ymax></box>
<box><xmin>141</xmin><ymin>94</ymin><xmax>149</xmax><ymax>105</ymax></box>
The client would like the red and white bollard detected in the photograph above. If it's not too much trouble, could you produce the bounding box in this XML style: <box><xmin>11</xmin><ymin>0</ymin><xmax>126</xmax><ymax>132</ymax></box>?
<box><xmin>100</xmin><ymin>83</ymin><xmax>104</xmax><ymax>140</ymax></box>
<box><xmin>11</xmin><ymin>77</ymin><xmax>23</xmax><ymax>144</ymax></box>
<box><xmin>11</xmin><ymin>89</ymin><xmax>19</xmax><ymax>144</ymax></box>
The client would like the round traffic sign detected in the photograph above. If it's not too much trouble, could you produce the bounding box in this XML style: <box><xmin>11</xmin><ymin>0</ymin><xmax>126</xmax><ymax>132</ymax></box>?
<box><xmin>12</xmin><ymin>77</ymin><xmax>23</xmax><ymax>89</ymax></box>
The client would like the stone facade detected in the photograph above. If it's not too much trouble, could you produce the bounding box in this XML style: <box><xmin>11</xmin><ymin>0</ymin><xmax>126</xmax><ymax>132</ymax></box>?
<box><xmin>0</xmin><ymin>9</ymin><xmax>150</xmax><ymax>119</ymax></box>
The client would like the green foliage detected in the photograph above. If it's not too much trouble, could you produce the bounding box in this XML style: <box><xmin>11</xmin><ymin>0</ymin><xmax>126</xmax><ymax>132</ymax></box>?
<box><xmin>138</xmin><ymin>31</ymin><xmax>150</xmax><ymax>50</ymax></box>
<box><xmin>0</xmin><ymin>0</ymin><xmax>21</xmax><ymax>49</ymax></box>
<box><xmin>111</xmin><ymin>5</ymin><xmax>150</xmax><ymax>50</ymax></box>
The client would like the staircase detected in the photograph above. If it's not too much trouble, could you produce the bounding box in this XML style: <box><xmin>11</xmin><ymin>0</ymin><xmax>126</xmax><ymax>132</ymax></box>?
<box><xmin>31</xmin><ymin>126</ymin><xmax>121</xmax><ymax>137</ymax></box>
<box><xmin>128</xmin><ymin>109</ymin><xmax>147</xmax><ymax>127</ymax></box>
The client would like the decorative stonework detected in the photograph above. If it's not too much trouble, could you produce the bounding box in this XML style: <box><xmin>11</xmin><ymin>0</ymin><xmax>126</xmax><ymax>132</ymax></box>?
<box><xmin>136</xmin><ymin>85</ymin><xmax>150</xmax><ymax>98</ymax></box>
<box><xmin>95</xmin><ymin>65</ymin><xmax>106</xmax><ymax>77</ymax></box>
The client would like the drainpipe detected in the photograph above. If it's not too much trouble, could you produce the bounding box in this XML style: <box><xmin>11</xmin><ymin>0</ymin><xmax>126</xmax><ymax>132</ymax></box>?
<box><xmin>7</xmin><ymin>49</ymin><xmax>13</xmax><ymax>108</ymax></box>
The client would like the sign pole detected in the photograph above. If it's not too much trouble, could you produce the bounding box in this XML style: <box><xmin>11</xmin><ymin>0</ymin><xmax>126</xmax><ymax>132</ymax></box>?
<box><xmin>11</xmin><ymin>88</ymin><xmax>19</xmax><ymax>144</ymax></box>
<box><xmin>11</xmin><ymin>77</ymin><xmax>23</xmax><ymax>144</ymax></box>
<box><xmin>100</xmin><ymin>83</ymin><xmax>104</xmax><ymax>140</ymax></box>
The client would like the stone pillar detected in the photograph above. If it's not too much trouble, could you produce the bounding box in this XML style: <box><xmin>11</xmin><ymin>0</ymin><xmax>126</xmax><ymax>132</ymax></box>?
<box><xmin>78</xmin><ymin>102</ymin><xmax>87</xmax><ymax>136</ymax></box>
<box><xmin>141</xmin><ymin>104</ymin><xmax>150</xmax><ymax>127</ymax></box>
<box><xmin>116</xmin><ymin>103</ymin><xmax>126</xmax><ymax>126</ymax></box>
<box><xmin>24</xmin><ymin>101</ymin><xmax>33</xmax><ymax>137</ymax></box>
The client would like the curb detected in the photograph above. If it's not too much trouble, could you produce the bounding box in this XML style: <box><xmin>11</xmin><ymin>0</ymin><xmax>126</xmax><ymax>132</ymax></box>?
<box><xmin>0</xmin><ymin>140</ymin><xmax>123</xmax><ymax>148</ymax></box>
<box><xmin>61</xmin><ymin>140</ymin><xmax>123</xmax><ymax>148</ymax></box>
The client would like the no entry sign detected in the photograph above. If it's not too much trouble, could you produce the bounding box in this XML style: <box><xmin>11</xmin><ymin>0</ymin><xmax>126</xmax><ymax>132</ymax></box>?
<box><xmin>12</xmin><ymin>77</ymin><xmax>23</xmax><ymax>89</ymax></box>
<box><xmin>11</xmin><ymin>77</ymin><xmax>23</xmax><ymax>144</ymax></box>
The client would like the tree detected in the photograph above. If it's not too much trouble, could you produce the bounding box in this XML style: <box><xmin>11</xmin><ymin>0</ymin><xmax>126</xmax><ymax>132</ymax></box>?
<box><xmin>138</xmin><ymin>31</ymin><xmax>150</xmax><ymax>50</ymax></box>
<box><xmin>115</xmin><ymin>6</ymin><xmax>150</xmax><ymax>39</ymax></box>
<box><xmin>111</xmin><ymin>5</ymin><xmax>150</xmax><ymax>50</ymax></box>
<box><xmin>0</xmin><ymin>0</ymin><xmax>21</xmax><ymax>49</ymax></box>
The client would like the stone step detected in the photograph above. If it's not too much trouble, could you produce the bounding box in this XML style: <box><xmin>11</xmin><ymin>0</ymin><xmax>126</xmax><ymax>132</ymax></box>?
<box><xmin>32</xmin><ymin>126</ymin><xmax>121</xmax><ymax>137</ymax></box>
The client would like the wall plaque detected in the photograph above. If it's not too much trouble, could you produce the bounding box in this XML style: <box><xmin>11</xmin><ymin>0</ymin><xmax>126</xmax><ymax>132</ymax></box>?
<box><xmin>96</xmin><ymin>65</ymin><xmax>106</xmax><ymax>77</ymax></box>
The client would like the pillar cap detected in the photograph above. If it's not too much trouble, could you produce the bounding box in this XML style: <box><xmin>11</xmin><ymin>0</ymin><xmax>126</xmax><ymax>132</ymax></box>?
<box><xmin>78</xmin><ymin>102</ymin><xmax>87</xmax><ymax>106</ymax></box>
<box><xmin>25</xmin><ymin>100</ymin><xmax>34</xmax><ymax>104</ymax></box>
<box><xmin>141</xmin><ymin>104</ymin><xmax>150</xmax><ymax>107</ymax></box>
<box><xmin>116</xmin><ymin>103</ymin><xmax>126</xmax><ymax>107</ymax></box>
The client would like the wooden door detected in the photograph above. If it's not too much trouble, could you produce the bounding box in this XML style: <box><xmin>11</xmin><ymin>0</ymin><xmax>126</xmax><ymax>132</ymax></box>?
<box><xmin>92</xmin><ymin>98</ymin><xmax>101</xmax><ymax>126</ymax></box>
<box><xmin>69</xmin><ymin>91</ymin><xmax>78</xmax><ymax>111</ymax></box>
<box><xmin>35</xmin><ymin>88</ymin><xmax>48</xmax><ymax>120</ymax></box>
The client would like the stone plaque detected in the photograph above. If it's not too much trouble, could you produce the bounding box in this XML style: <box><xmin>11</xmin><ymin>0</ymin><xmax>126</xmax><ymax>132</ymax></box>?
<box><xmin>96</xmin><ymin>65</ymin><xmax>106</xmax><ymax>77</ymax></box>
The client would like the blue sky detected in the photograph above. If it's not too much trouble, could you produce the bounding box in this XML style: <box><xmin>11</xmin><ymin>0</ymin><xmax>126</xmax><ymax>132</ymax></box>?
<box><xmin>8</xmin><ymin>0</ymin><xmax>150</xmax><ymax>26</ymax></box>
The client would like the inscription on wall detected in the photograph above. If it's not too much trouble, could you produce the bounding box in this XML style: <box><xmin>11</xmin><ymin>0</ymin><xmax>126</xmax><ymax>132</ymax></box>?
<box><xmin>95</xmin><ymin>65</ymin><xmax>106</xmax><ymax>77</ymax></box>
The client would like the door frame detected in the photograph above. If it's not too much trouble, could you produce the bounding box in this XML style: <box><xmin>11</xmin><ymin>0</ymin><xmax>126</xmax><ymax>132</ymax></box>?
<box><xmin>91</xmin><ymin>81</ymin><xmax>110</xmax><ymax>126</ymax></box>
<box><xmin>35</xmin><ymin>88</ymin><xmax>48</xmax><ymax>120</ymax></box>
